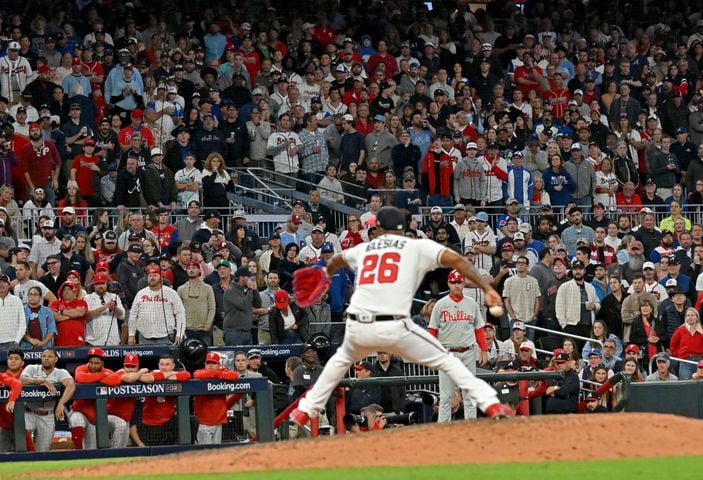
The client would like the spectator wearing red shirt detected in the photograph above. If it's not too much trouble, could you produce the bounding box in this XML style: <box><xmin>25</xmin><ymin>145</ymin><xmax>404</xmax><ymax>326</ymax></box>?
<box><xmin>542</xmin><ymin>74</ymin><xmax>570</xmax><ymax>120</ymax></box>
<box><xmin>150</xmin><ymin>208</ymin><xmax>180</xmax><ymax>250</ymax></box>
<box><xmin>669</xmin><ymin>307</ymin><xmax>703</xmax><ymax>380</ymax></box>
<box><xmin>193</xmin><ymin>351</ymin><xmax>239</xmax><ymax>444</ymax></box>
<box><xmin>0</xmin><ymin>346</ymin><xmax>24</xmax><ymax>451</ymax></box>
<box><xmin>342</xmin><ymin>78</ymin><xmax>365</xmax><ymax>106</ymax></box>
<box><xmin>70</xmin><ymin>137</ymin><xmax>103</xmax><ymax>206</ymax></box>
<box><xmin>106</xmin><ymin>354</ymin><xmax>153</xmax><ymax>447</ymax></box>
<box><xmin>312</xmin><ymin>18</ymin><xmax>336</xmax><ymax>47</ymax></box>
<box><xmin>137</xmin><ymin>354</ymin><xmax>197</xmax><ymax>446</ymax></box>
<box><xmin>50</xmin><ymin>281</ymin><xmax>88</xmax><ymax>347</ymax></box>
<box><xmin>237</xmin><ymin>35</ymin><xmax>261</xmax><ymax>82</ymax></box>
<box><xmin>22</xmin><ymin>123</ymin><xmax>61</xmax><ymax>204</ymax></box>
<box><xmin>513</xmin><ymin>52</ymin><xmax>543</xmax><ymax>98</ymax></box>
<box><xmin>117</xmin><ymin>109</ymin><xmax>155</xmax><ymax>151</ymax></box>
<box><xmin>421</xmin><ymin>137</ymin><xmax>454</xmax><ymax>206</ymax></box>
<box><xmin>616</xmin><ymin>181</ymin><xmax>643</xmax><ymax>216</ymax></box>
<box><xmin>367</xmin><ymin>40</ymin><xmax>399</xmax><ymax>81</ymax></box>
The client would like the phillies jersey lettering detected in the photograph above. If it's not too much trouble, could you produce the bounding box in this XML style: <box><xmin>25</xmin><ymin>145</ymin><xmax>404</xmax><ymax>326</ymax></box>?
<box><xmin>429</xmin><ymin>294</ymin><xmax>485</xmax><ymax>348</ymax></box>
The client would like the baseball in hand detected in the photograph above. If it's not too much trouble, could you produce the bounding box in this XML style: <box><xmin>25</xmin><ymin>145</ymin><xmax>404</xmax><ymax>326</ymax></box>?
<box><xmin>489</xmin><ymin>305</ymin><xmax>504</xmax><ymax>317</ymax></box>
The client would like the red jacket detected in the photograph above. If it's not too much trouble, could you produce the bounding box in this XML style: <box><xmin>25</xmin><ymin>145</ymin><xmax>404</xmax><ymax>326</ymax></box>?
<box><xmin>72</xmin><ymin>364</ymin><xmax>120</xmax><ymax>424</ymax></box>
<box><xmin>142</xmin><ymin>370</ymin><xmax>191</xmax><ymax>425</ymax></box>
<box><xmin>193</xmin><ymin>368</ymin><xmax>239</xmax><ymax>426</ymax></box>
<box><xmin>670</xmin><ymin>324</ymin><xmax>703</xmax><ymax>359</ymax></box>
<box><xmin>421</xmin><ymin>149</ymin><xmax>454</xmax><ymax>197</ymax></box>
<box><xmin>0</xmin><ymin>370</ymin><xmax>22</xmax><ymax>428</ymax></box>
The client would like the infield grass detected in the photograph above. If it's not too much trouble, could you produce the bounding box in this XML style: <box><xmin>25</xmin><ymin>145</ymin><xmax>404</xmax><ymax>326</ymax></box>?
<box><xmin>2</xmin><ymin>455</ymin><xmax>702</xmax><ymax>479</ymax></box>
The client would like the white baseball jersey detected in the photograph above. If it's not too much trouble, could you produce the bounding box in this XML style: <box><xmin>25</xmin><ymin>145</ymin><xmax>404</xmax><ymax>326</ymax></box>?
<box><xmin>429</xmin><ymin>294</ymin><xmax>485</xmax><ymax>348</ymax></box>
<box><xmin>21</xmin><ymin>365</ymin><xmax>72</xmax><ymax>411</ymax></box>
<box><xmin>465</xmin><ymin>228</ymin><xmax>496</xmax><ymax>271</ymax></box>
<box><xmin>299</xmin><ymin>244</ymin><xmax>323</xmax><ymax>265</ymax></box>
<box><xmin>342</xmin><ymin>235</ymin><xmax>446</xmax><ymax>317</ymax></box>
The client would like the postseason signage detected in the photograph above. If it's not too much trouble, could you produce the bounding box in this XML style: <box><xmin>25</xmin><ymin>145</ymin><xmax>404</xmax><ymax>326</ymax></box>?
<box><xmin>0</xmin><ymin>379</ymin><xmax>269</xmax><ymax>401</ymax></box>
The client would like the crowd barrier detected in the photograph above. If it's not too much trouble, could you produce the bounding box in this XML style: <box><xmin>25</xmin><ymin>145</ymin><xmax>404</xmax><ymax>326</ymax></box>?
<box><xmin>1</xmin><ymin>378</ymin><xmax>275</xmax><ymax>452</ymax></box>
<box><xmin>627</xmin><ymin>381</ymin><xmax>703</xmax><ymax>419</ymax></box>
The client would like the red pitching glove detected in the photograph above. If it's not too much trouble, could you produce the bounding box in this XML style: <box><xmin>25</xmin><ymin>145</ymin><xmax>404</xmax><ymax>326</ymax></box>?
<box><xmin>293</xmin><ymin>266</ymin><xmax>331</xmax><ymax>308</ymax></box>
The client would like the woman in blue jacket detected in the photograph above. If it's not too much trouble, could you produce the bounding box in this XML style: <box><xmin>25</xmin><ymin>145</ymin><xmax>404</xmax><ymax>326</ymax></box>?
<box><xmin>543</xmin><ymin>153</ymin><xmax>576</xmax><ymax>209</ymax></box>
<box><xmin>21</xmin><ymin>286</ymin><xmax>57</xmax><ymax>349</ymax></box>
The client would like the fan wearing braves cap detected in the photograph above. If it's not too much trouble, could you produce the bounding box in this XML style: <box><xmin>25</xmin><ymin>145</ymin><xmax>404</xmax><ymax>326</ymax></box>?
<box><xmin>0</xmin><ymin>42</ymin><xmax>34</xmax><ymax>104</ymax></box>
<box><xmin>289</xmin><ymin>206</ymin><xmax>511</xmax><ymax>427</ymax></box>
<box><xmin>68</xmin><ymin>347</ymin><xmax>130</xmax><ymax>449</ymax></box>
<box><xmin>193</xmin><ymin>351</ymin><xmax>239</xmax><ymax>444</ymax></box>
<box><xmin>128</xmin><ymin>266</ymin><xmax>187</xmax><ymax>345</ymax></box>
<box><xmin>428</xmin><ymin>269</ymin><xmax>489</xmax><ymax>421</ymax></box>
<box><xmin>544</xmin><ymin>352</ymin><xmax>580</xmax><ymax>414</ymax></box>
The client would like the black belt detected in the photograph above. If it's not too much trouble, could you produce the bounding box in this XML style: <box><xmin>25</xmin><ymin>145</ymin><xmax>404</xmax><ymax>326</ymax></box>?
<box><xmin>448</xmin><ymin>347</ymin><xmax>472</xmax><ymax>353</ymax></box>
<box><xmin>346</xmin><ymin>313</ymin><xmax>403</xmax><ymax>323</ymax></box>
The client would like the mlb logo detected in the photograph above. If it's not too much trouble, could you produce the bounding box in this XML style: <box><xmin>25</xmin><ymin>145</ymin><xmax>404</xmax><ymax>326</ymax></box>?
<box><xmin>97</xmin><ymin>387</ymin><xmax>108</xmax><ymax>395</ymax></box>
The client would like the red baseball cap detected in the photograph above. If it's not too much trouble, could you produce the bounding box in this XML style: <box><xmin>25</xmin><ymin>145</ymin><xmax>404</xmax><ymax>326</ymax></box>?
<box><xmin>93</xmin><ymin>272</ymin><xmax>109</xmax><ymax>284</ymax></box>
<box><xmin>625</xmin><ymin>344</ymin><xmax>640</xmax><ymax>354</ymax></box>
<box><xmin>187</xmin><ymin>260</ymin><xmax>200</xmax><ymax>268</ymax></box>
<box><xmin>87</xmin><ymin>347</ymin><xmax>105</xmax><ymax>359</ymax></box>
<box><xmin>38</xmin><ymin>64</ymin><xmax>51</xmax><ymax>74</ymax></box>
<box><xmin>146</xmin><ymin>266</ymin><xmax>161</xmax><ymax>275</ymax></box>
<box><xmin>447</xmin><ymin>269</ymin><xmax>464</xmax><ymax>283</ymax></box>
<box><xmin>29</xmin><ymin>122</ymin><xmax>41</xmax><ymax>130</ymax></box>
<box><xmin>290</xmin><ymin>214</ymin><xmax>302</xmax><ymax>225</ymax></box>
<box><xmin>124</xmin><ymin>354</ymin><xmax>139</xmax><ymax>367</ymax></box>
<box><xmin>274</xmin><ymin>289</ymin><xmax>289</xmax><ymax>309</ymax></box>
<box><xmin>131</xmin><ymin>108</ymin><xmax>143</xmax><ymax>119</ymax></box>
<box><xmin>72</xmin><ymin>56</ymin><xmax>81</xmax><ymax>65</ymax></box>
<box><xmin>205</xmin><ymin>352</ymin><xmax>221</xmax><ymax>364</ymax></box>
<box><xmin>96</xmin><ymin>261</ymin><xmax>109</xmax><ymax>272</ymax></box>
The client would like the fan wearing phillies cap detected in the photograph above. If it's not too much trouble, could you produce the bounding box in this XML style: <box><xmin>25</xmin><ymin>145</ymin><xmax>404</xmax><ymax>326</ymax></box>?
<box><xmin>68</xmin><ymin>347</ymin><xmax>130</xmax><ymax>449</ymax></box>
<box><xmin>22</xmin><ymin>118</ymin><xmax>62</xmax><ymax>205</ymax></box>
<box><xmin>84</xmin><ymin>271</ymin><xmax>125</xmax><ymax>345</ymax></box>
<box><xmin>544</xmin><ymin>352</ymin><xmax>580</xmax><ymax>414</ymax></box>
<box><xmin>49</xmin><ymin>280</ymin><xmax>88</xmax><ymax>346</ymax></box>
<box><xmin>117</xmin><ymin>107</ymin><xmax>155</xmax><ymax>152</ymax></box>
<box><xmin>128</xmin><ymin>265</ymin><xmax>187</xmax><ymax>345</ymax></box>
<box><xmin>70</xmin><ymin>136</ymin><xmax>102</xmax><ymax>206</ymax></box>
<box><xmin>193</xmin><ymin>351</ymin><xmax>239</xmax><ymax>444</ymax></box>
<box><xmin>269</xmin><ymin>289</ymin><xmax>307</xmax><ymax>344</ymax></box>
<box><xmin>428</xmin><ymin>269</ymin><xmax>489</xmax><ymax>422</ymax></box>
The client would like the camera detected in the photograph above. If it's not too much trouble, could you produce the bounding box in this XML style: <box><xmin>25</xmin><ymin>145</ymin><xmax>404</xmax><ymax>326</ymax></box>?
<box><xmin>343</xmin><ymin>413</ymin><xmax>368</xmax><ymax>430</ymax></box>
<box><xmin>383</xmin><ymin>412</ymin><xmax>417</xmax><ymax>426</ymax></box>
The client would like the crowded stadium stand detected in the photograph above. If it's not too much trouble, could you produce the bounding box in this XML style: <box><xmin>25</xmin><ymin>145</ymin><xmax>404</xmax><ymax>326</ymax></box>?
<box><xmin>1</xmin><ymin>0</ymin><xmax>703</xmax><ymax>454</ymax></box>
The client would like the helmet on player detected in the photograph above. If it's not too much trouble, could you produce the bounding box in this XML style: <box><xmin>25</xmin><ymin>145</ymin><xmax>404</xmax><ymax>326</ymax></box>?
<box><xmin>376</xmin><ymin>206</ymin><xmax>406</xmax><ymax>232</ymax></box>
<box><xmin>447</xmin><ymin>269</ymin><xmax>464</xmax><ymax>283</ymax></box>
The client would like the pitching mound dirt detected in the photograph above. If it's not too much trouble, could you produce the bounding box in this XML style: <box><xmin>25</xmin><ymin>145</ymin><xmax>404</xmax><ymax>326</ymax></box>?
<box><xmin>41</xmin><ymin>413</ymin><xmax>703</xmax><ymax>476</ymax></box>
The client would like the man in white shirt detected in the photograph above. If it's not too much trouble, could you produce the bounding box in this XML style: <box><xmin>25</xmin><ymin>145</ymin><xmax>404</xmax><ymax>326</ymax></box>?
<box><xmin>85</xmin><ymin>271</ymin><xmax>125</xmax><ymax>345</ymax></box>
<box><xmin>128</xmin><ymin>266</ymin><xmax>186</xmax><ymax>345</ymax></box>
<box><xmin>0</xmin><ymin>274</ymin><xmax>24</xmax><ymax>348</ymax></box>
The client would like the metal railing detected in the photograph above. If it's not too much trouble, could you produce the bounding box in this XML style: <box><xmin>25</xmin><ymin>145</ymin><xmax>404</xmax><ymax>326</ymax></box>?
<box><xmin>647</xmin><ymin>354</ymin><xmax>699</xmax><ymax>375</ymax></box>
<box><xmin>525</xmin><ymin>324</ymin><xmax>604</xmax><ymax>351</ymax></box>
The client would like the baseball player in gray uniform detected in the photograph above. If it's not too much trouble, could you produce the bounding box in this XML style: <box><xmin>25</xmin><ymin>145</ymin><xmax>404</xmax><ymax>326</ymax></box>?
<box><xmin>21</xmin><ymin>348</ymin><xmax>75</xmax><ymax>451</ymax></box>
<box><xmin>429</xmin><ymin>269</ymin><xmax>487</xmax><ymax>422</ymax></box>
